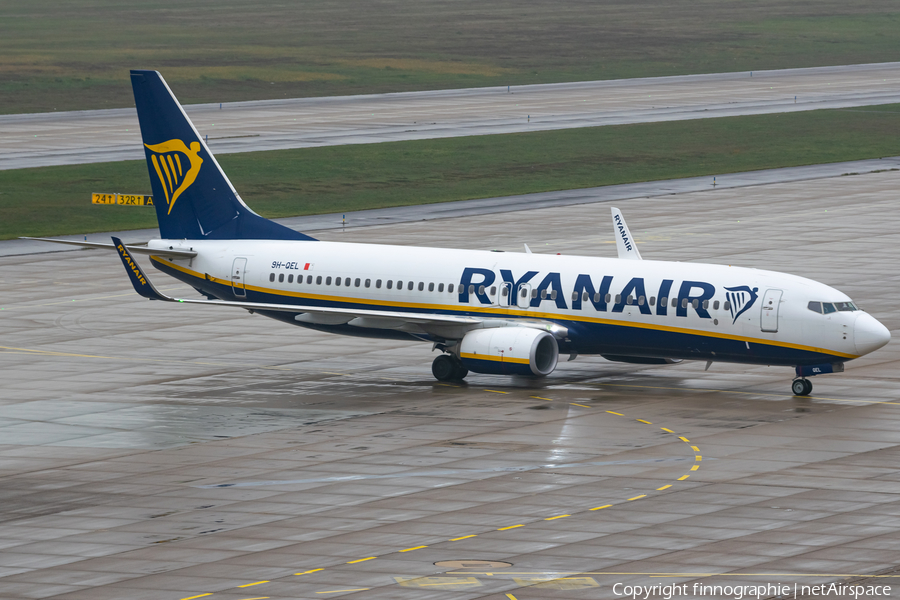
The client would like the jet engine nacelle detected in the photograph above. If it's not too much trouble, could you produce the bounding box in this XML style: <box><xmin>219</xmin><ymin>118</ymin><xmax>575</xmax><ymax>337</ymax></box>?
<box><xmin>459</xmin><ymin>327</ymin><xmax>559</xmax><ymax>376</ymax></box>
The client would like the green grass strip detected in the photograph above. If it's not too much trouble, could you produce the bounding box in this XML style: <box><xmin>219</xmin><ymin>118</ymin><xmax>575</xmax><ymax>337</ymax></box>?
<box><xmin>2</xmin><ymin>105</ymin><xmax>899</xmax><ymax>240</ymax></box>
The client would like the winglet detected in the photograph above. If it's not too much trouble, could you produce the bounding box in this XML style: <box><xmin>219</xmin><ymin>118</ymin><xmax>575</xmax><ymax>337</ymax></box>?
<box><xmin>112</xmin><ymin>236</ymin><xmax>172</xmax><ymax>301</ymax></box>
<box><xmin>611</xmin><ymin>207</ymin><xmax>642</xmax><ymax>260</ymax></box>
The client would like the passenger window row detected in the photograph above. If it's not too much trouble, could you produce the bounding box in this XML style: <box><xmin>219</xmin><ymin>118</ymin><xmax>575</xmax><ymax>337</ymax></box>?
<box><xmin>268</xmin><ymin>272</ymin><xmax>457</xmax><ymax>293</ymax></box>
<box><xmin>266</xmin><ymin>273</ymin><xmax>735</xmax><ymax>312</ymax></box>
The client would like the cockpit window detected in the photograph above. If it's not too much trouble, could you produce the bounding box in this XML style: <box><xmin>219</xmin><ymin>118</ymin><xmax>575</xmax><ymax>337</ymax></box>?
<box><xmin>810</xmin><ymin>301</ymin><xmax>857</xmax><ymax>314</ymax></box>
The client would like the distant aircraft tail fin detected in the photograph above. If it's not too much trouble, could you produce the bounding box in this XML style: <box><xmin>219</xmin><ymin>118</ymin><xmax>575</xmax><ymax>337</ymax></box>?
<box><xmin>130</xmin><ymin>70</ymin><xmax>315</xmax><ymax>241</ymax></box>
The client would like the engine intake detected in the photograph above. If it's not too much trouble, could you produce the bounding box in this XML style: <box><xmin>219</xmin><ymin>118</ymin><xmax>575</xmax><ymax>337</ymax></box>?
<box><xmin>459</xmin><ymin>327</ymin><xmax>559</xmax><ymax>376</ymax></box>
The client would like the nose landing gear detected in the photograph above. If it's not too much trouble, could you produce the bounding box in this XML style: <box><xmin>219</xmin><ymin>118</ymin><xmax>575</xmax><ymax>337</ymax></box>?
<box><xmin>791</xmin><ymin>378</ymin><xmax>813</xmax><ymax>396</ymax></box>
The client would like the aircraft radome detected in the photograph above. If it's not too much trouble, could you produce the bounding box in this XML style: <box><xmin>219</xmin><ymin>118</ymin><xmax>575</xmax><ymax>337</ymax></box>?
<box><xmin>27</xmin><ymin>70</ymin><xmax>891</xmax><ymax>397</ymax></box>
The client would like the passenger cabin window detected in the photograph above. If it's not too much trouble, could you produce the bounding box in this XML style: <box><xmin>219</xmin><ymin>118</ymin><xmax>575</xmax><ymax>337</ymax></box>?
<box><xmin>355</xmin><ymin>278</ymin><xmax>361</xmax><ymax>287</ymax></box>
<box><xmin>713</xmin><ymin>300</ymin><xmax>720</xmax><ymax>310</ymax></box>
<box><xmin>278</xmin><ymin>274</ymin><xmax>285</xmax><ymax>283</ymax></box>
<box><xmin>408</xmin><ymin>281</ymin><xmax>414</xmax><ymax>291</ymax></box>
<box><xmin>593</xmin><ymin>293</ymin><xmax>601</xmax><ymax>303</ymax></box>
<box><xmin>490</xmin><ymin>286</ymin><xmax>497</xmax><ymax>296</ymax></box>
<box><xmin>365</xmin><ymin>279</ymin><xmax>370</xmax><ymax>288</ymax></box>
<box><xmin>418</xmin><ymin>282</ymin><xmax>424</xmax><ymax>291</ymax></box>
<box><xmin>326</xmin><ymin>276</ymin><xmax>332</xmax><ymax>285</ymax></box>
<box><xmin>375</xmin><ymin>279</ymin><xmax>381</xmax><ymax>288</ymax></box>
<box><xmin>335</xmin><ymin>277</ymin><xmax>341</xmax><ymax>286</ymax></box>
<box><xmin>626</xmin><ymin>295</ymin><xmax>633</xmax><ymax>305</ymax></box>
<box><xmin>541</xmin><ymin>289</ymin><xmax>548</xmax><ymax>300</ymax></box>
<box><xmin>438</xmin><ymin>283</ymin><xmax>444</xmax><ymax>292</ymax></box>
<box><xmin>673</xmin><ymin>298</ymin><xmax>678</xmax><ymax>308</ymax></box>
<box><xmin>387</xmin><ymin>280</ymin><xmax>393</xmax><ymax>289</ymax></box>
<box><xmin>269</xmin><ymin>273</ymin><xmax>275</xmax><ymax>282</ymax></box>
<box><xmin>660</xmin><ymin>296</ymin><xmax>667</xmax><ymax>306</ymax></box>
<box><xmin>288</xmin><ymin>274</ymin><xmax>293</xmax><ymax>283</ymax></box>
<box><xmin>470</xmin><ymin>285</ymin><xmax>476</xmax><ymax>295</ymax></box>
<box><xmin>307</xmin><ymin>275</ymin><xmax>313</xmax><ymax>284</ymax></box>
<box><xmin>615</xmin><ymin>294</ymin><xmax>621</xmax><ymax>304</ymax></box>
<box><xmin>478</xmin><ymin>285</ymin><xmax>485</xmax><ymax>295</ymax></box>
<box><xmin>723</xmin><ymin>300</ymin><xmax>731</xmax><ymax>311</ymax></box>
<box><xmin>808</xmin><ymin>301</ymin><xmax>822</xmax><ymax>313</ymax></box>
<box><xmin>502</xmin><ymin>287</ymin><xmax>508</xmax><ymax>297</ymax></box>
<box><xmin>345</xmin><ymin>278</ymin><xmax>351</xmax><ymax>286</ymax></box>
<box><xmin>397</xmin><ymin>280</ymin><xmax>403</xmax><ymax>289</ymax></box>
<box><xmin>682</xmin><ymin>298</ymin><xmax>688</xmax><ymax>308</ymax></box>
<box><xmin>649</xmin><ymin>296</ymin><xmax>656</xmax><ymax>306</ymax></box>
<box><xmin>448</xmin><ymin>284</ymin><xmax>454</xmax><ymax>293</ymax></box>
<box><xmin>429</xmin><ymin>283</ymin><xmax>434</xmax><ymax>292</ymax></box>
<box><xmin>551</xmin><ymin>290</ymin><xmax>557</xmax><ymax>300</ymax></box>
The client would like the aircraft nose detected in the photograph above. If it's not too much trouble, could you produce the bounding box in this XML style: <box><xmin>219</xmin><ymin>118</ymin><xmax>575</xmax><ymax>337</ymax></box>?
<box><xmin>854</xmin><ymin>312</ymin><xmax>891</xmax><ymax>356</ymax></box>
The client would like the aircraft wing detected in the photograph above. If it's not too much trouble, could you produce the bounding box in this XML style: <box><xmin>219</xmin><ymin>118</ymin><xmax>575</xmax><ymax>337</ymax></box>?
<box><xmin>111</xmin><ymin>237</ymin><xmax>484</xmax><ymax>327</ymax></box>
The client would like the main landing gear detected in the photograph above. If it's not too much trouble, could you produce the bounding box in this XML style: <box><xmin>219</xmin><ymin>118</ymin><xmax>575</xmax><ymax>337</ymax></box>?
<box><xmin>432</xmin><ymin>354</ymin><xmax>468</xmax><ymax>382</ymax></box>
<box><xmin>791</xmin><ymin>378</ymin><xmax>813</xmax><ymax>397</ymax></box>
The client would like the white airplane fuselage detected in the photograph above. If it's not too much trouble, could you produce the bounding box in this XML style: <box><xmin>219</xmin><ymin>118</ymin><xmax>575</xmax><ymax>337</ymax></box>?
<box><xmin>147</xmin><ymin>238</ymin><xmax>883</xmax><ymax>367</ymax></box>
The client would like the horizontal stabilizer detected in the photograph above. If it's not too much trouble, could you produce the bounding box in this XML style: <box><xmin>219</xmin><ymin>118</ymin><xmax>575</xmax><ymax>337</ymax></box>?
<box><xmin>22</xmin><ymin>237</ymin><xmax>197</xmax><ymax>258</ymax></box>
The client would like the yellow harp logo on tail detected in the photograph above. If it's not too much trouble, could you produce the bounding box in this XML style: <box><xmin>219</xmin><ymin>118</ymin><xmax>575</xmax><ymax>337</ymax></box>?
<box><xmin>144</xmin><ymin>139</ymin><xmax>203</xmax><ymax>215</ymax></box>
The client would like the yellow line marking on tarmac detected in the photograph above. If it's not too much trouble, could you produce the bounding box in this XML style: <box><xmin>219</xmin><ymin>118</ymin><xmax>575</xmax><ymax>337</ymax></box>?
<box><xmin>238</xmin><ymin>581</ymin><xmax>269</xmax><ymax>587</ymax></box>
<box><xmin>295</xmin><ymin>568</ymin><xmax>324</xmax><ymax>575</ymax></box>
<box><xmin>678</xmin><ymin>475</ymin><xmax>690</xmax><ymax>480</ymax></box>
<box><xmin>531</xmin><ymin>396</ymin><xmax>554</xmax><ymax>401</ymax></box>
<box><xmin>637</xmin><ymin>419</ymin><xmax>652</xmax><ymax>424</ymax></box>
<box><xmin>691</xmin><ymin>465</ymin><xmax>699</xmax><ymax>471</ymax></box>
<box><xmin>239</xmin><ymin>597</ymin><xmax>269</xmax><ymax>600</ymax></box>
<box><xmin>691</xmin><ymin>446</ymin><xmax>700</xmax><ymax>451</ymax></box>
<box><xmin>606</xmin><ymin>410</ymin><xmax>624</xmax><ymax>415</ymax></box>
<box><xmin>661</xmin><ymin>427</ymin><xmax>674</xmax><ymax>433</ymax></box>
<box><xmin>181</xmin><ymin>595</ymin><xmax>212</xmax><ymax>600</ymax></box>
<box><xmin>695</xmin><ymin>455</ymin><xmax>702</xmax><ymax>461</ymax></box>
<box><xmin>454</xmin><ymin>571</ymin><xmax>900</xmax><ymax>577</ymax></box>
<box><xmin>570</xmin><ymin>403</ymin><xmax>591</xmax><ymax>408</ymax></box>
<box><xmin>450</xmin><ymin>534</ymin><xmax>477</xmax><ymax>541</ymax></box>
<box><xmin>498</xmin><ymin>524</ymin><xmax>524</xmax><ymax>530</ymax></box>
<box><xmin>679</xmin><ymin>436</ymin><xmax>690</xmax><ymax>443</ymax></box>
<box><xmin>627</xmin><ymin>495</ymin><xmax>647</xmax><ymax>501</ymax></box>
<box><xmin>592</xmin><ymin>381</ymin><xmax>900</xmax><ymax>406</ymax></box>
<box><xmin>506</xmin><ymin>594</ymin><xmax>519</xmax><ymax>600</ymax></box>
<box><xmin>316</xmin><ymin>589</ymin><xmax>370</xmax><ymax>594</ymax></box>
<box><xmin>591</xmin><ymin>504</ymin><xmax>613</xmax><ymax>511</ymax></box>
<box><xmin>485</xmin><ymin>389</ymin><xmax>510</xmax><ymax>394</ymax></box>
<box><xmin>657</xmin><ymin>485</ymin><xmax>672</xmax><ymax>490</ymax></box>
<box><xmin>544</xmin><ymin>514</ymin><xmax>570</xmax><ymax>520</ymax></box>
<box><xmin>400</xmin><ymin>545</ymin><xmax>428</xmax><ymax>552</ymax></box>
<box><xmin>347</xmin><ymin>557</ymin><xmax>376</xmax><ymax>563</ymax></box>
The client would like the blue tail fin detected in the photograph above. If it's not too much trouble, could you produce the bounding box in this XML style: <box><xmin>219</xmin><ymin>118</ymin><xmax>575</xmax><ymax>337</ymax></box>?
<box><xmin>130</xmin><ymin>70</ymin><xmax>315</xmax><ymax>241</ymax></box>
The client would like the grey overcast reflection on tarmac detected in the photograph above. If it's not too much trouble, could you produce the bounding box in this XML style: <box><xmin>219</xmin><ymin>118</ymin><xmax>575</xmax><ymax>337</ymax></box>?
<box><xmin>0</xmin><ymin>167</ymin><xmax>899</xmax><ymax>599</ymax></box>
